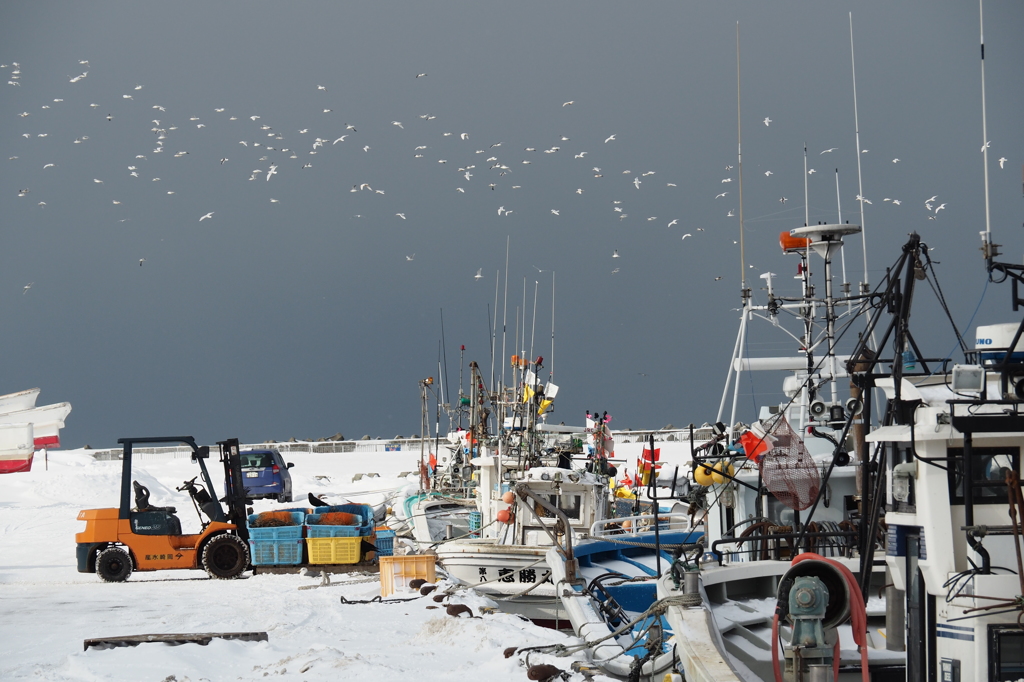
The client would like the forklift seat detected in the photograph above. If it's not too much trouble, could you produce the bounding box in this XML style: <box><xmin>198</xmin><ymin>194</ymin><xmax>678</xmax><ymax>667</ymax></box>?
<box><xmin>132</xmin><ymin>480</ymin><xmax>177</xmax><ymax>514</ymax></box>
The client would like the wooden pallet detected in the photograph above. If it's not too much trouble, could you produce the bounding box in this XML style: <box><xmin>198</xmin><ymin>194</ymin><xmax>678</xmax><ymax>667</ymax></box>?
<box><xmin>84</xmin><ymin>631</ymin><xmax>267</xmax><ymax>651</ymax></box>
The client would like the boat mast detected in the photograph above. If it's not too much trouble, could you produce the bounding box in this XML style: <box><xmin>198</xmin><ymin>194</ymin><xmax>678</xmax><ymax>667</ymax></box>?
<box><xmin>725</xmin><ymin>21</ymin><xmax>750</xmax><ymax>440</ymax></box>
<box><xmin>849</xmin><ymin>12</ymin><xmax>869</xmax><ymax>295</ymax></box>
<box><xmin>500</xmin><ymin>236</ymin><xmax>510</xmax><ymax>395</ymax></box>
<box><xmin>978</xmin><ymin>0</ymin><xmax>995</xmax><ymax>266</ymax></box>
<box><xmin>550</xmin><ymin>271</ymin><xmax>555</xmax><ymax>383</ymax></box>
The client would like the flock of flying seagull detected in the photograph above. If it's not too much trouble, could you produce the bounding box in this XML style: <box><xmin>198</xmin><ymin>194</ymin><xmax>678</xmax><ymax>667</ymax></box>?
<box><xmin>6</xmin><ymin>58</ymin><xmax>1014</xmax><ymax>291</ymax></box>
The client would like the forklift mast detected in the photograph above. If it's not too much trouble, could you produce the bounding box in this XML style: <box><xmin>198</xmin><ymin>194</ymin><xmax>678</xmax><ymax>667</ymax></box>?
<box><xmin>217</xmin><ymin>438</ymin><xmax>250</xmax><ymax>543</ymax></box>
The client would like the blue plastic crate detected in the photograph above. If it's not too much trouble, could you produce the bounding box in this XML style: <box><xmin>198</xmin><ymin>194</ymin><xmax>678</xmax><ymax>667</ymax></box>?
<box><xmin>249</xmin><ymin>538</ymin><xmax>304</xmax><ymax>566</ymax></box>
<box><xmin>312</xmin><ymin>504</ymin><xmax>373</xmax><ymax>536</ymax></box>
<box><xmin>375</xmin><ymin>529</ymin><xmax>396</xmax><ymax>556</ymax></box>
<box><xmin>247</xmin><ymin>512</ymin><xmax>306</xmax><ymax>541</ymax></box>
<box><xmin>305</xmin><ymin>513</ymin><xmax>362</xmax><ymax>538</ymax></box>
<box><xmin>468</xmin><ymin>511</ymin><xmax>482</xmax><ymax>537</ymax></box>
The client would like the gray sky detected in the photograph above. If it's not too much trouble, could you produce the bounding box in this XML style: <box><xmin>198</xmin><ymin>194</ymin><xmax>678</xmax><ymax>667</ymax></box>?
<box><xmin>2</xmin><ymin>2</ymin><xmax>1022</xmax><ymax>448</ymax></box>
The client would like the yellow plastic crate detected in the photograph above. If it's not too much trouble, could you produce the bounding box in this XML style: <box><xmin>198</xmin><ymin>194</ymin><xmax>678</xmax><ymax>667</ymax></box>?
<box><xmin>306</xmin><ymin>536</ymin><xmax>362</xmax><ymax>565</ymax></box>
<box><xmin>379</xmin><ymin>555</ymin><xmax>436</xmax><ymax>597</ymax></box>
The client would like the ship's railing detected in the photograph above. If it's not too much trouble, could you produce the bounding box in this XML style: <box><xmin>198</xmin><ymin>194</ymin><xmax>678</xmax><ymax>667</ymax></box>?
<box><xmin>590</xmin><ymin>513</ymin><xmax>692</xmax><ymax>537</ymax></box>
<box><xmin>710</xmin><ymin>527</ymin><xmax>858</xmax><ymax>563</ymax></box>
<box><xmin>84</xmin><ymin>427</ymin><xmax>705</xmax><ymax>461</ymax></box>
<box><xmin>84</xmin><ymin>438</ymin><xmax>435</xmax><ymax>460</ymax></box>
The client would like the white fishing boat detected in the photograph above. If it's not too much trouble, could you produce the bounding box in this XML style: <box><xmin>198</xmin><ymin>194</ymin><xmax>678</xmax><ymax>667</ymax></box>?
<box><xmin>0</xmin><ymin>423</ymin><xmax>36</xmax><ymax>474</ymax></box>
<box><xmin>0</xmin><ymin>388</ymin><xmax>40</xmax><ymax>415</ymax></box>
<box><xmin>0</xmin><ymin>392</ymin><xmax>72</xmax><ymax>472</ymax></box>
<box><xmin>0</xmin><ymin>402</ymin><xmax>72</xmax><ymax>449</ymax></box>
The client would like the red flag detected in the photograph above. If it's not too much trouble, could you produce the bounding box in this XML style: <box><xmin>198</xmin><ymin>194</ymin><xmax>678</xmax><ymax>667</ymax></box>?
<box><xmin>739</xmin><ymin>430</ymin><xmax>771</xmax><ymax>462</ymax></box>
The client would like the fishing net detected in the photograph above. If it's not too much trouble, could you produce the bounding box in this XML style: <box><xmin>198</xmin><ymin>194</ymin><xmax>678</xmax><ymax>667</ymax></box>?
<box><xmin>758</xmin><ymin>415</ymin><xmax>820</xmax><ymax>511</ymax></box>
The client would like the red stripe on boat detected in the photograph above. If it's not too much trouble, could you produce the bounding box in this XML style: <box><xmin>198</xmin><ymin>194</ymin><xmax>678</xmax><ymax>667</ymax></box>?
<box><xmin>34</xmin><ymin>435</ymin><xmax>60</xmax><ymax>448</ymax></box>
<box><xmin>0</xmin><ymin>456</ymin><xmax>33</xmax><ymax>474</ymax></box>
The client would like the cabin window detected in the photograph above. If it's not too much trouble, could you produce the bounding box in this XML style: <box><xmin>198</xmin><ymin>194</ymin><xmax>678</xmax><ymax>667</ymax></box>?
<box><xmin>947</xmin><ymin>447</ymin><xmax>1020</xmax><ymax>505</ymax></box>
<box><xmin>535</xmin><ymin>494</ymin><xmax>582</xmax><ymax>521</ymax></box>
<box><xmin>989</xmin><ymin>625</ymin><xmax>1024</xmax><ymax>681</ymax></box>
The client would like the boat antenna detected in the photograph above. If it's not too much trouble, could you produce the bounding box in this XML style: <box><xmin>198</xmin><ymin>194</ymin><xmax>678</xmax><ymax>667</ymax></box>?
<box><xmin>490</xmin><ymin>269</ymin><xmax>499</xmax><ymax>391</ymax></box>
<box><xmin>458</xmin><ymin>343</ymin><xmax>465</xmax><ymax>430</ymax></box>
<box><xmin>521</xmin><ymin>277</ymin><xmax>527</xmax><ymax>360</ymax></box>
<box><xmin>440</xmin><ymin>309</ymin><xmax>451</xmax><ymax>410</ymax></box>
<box><xmin>803</xmin><ymin>142</ymin><xmax>809</xmax><ymax>227</ymax></box>
<box><xmin>722</xmin><ymin>21</ymin><xmax>750</xmax><ymax>441</ymax></box>
<box><xmin>736</xmin><ymin>21</ymin><xmax>749</xmax><ymax>302</ymax></box>
<box><xmin>500</xmin><ymin>236</ymin><xmax>510</xmax><ymax>392</ymax></box>
<box><xmin>835</xmin><ymin>169</ymin><xmax>850</xmax><ymax>309</ymax></box>
<box><xmin>849</xmin><ymin>12</ymin><xmax>870</xmax><ymax>294</ymax></box>
<box><xmin>978</xmin><ymin>0</ymin><xmax>995</xmax><ymax>268</ymax></box>
<box><xmin>529</xmin><ymin>279</ymin><xmax>539</xmax><ymax>364</ymax></box>
<box><xmin>550</xmin><ymin>271</ymin><xmax>556</xmax><ymax>382</ymax></box>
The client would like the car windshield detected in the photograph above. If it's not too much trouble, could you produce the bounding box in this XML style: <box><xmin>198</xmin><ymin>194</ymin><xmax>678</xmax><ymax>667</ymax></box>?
<box><xmin>241</xmin><ymin>452</ymin><xmax>274</xmax><ymax>468</ymax></box>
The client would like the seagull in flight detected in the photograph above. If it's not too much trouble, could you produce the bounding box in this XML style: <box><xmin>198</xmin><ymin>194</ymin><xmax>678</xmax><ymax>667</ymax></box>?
<box><xmin>612</xmin><ymin>249</ymin><xmax>620</xmax><ymax>258</ymax></box>
<box><xmin>716</xmin><ymin>192</ymin><xmax>728</xmax><ymax>199</ymax></box>
<box><xmin>999</xmin><ymin>157</ymin><xmax>1008</xmax><ymax>169</ymax></box>
<box><xmin>139</xmin><ymin>258</ymin><xmax>146</xmax><ymax>266</ymax></box>
<box><xmin>611</xmin><ymin>268</ymin><xmax>620</xmax><ymax>274</ymax></box>
<box><xmin>779</xmin><ymin>197</ymin><xmax>788</xmax><ymax>204</ymax></box>
<box><xmin>474</xmin><ymin>268</ymin><xmax>483</xmax><ymax>280</ymax></box>
<box><xmin>317</xmin><ymin>84</ymin><xmax>327</xmax><ymax>91</ymax></box>
<box><xmin>633</xmin><ymin>177</ymin><xmax>641</xmax><ymax>189</ymax></box>
<box><xmin>406</xmin><ymin>254</ymin><xmax>415</xmax><ymax>261</ymax></box>
<box><xmin>727</xmin><ymin>209</ymin><xmax>735</xmax><ymax>217</ymax></box>
<box><xmin>808</xmin><ymin>168</ymin><xmax>816</xmax><ymax>174</ymax></box>
<box><xmin>892</xmin><ymin>158</ymin><xmax>900</xmax><ymax>163</ymax></box>
<box><xmin>562</xmin><ymin>101</ymin><xmax>574</xmax><ymax>107</ymax></box>
<box><xmin>981</xmin><ymin>140</ymin><xmax>991</xmax><ymax>153</ymax></box>
<box><xmin>396</xmin><ymin>213</ymin><xmax>406</xmax><ymax>220</ymax></box>
<box><xmin>604</xmin><ymin>134</ymin><xmax>616</xmax><ymax>143</ymax></box>
<box><xmin>763</xmin><ymin>117</ymin><xmax>772</xmax><ymax>126</ymax></box>
<box><xmin>764</xmin><ymin>170</ymin><xmax>773</xmax><ymax>177</ymax></box>
<box><xmin>199</xmin><ymin>212</ymin><xmax>214</xmax><ymax>221</ymax></box>
<box><xmin>22</xmin><ymin>283</ymin><xmax>33</xmax><ymax>294</ymax></box>
<box><xmin>551</xmin><ymin>209</ymin><xmax>560</xmax><ymax>215</ymax></box>
<box><xmin>415</xmin><ymin>73</ymin><xmax>427</xmax><ymax>78</ymax></box>
<box><xmin>667</xmin><ymin>219</ymin><xmax>678</xmax><ymax>227</ymax></box>
<box><xmin>820</xmin><ymin>148</ymin><xmax>837</xmax><ymax>154</ymax></box>
<box><xmin>681</xmin><ymin>233</ymin><xmax>692</xmax><ymax>240</ymax></box>
<box><xmin>392</xmin><ymin>121</ymin><xmax>403</xmax><ymax>129</ymax></box>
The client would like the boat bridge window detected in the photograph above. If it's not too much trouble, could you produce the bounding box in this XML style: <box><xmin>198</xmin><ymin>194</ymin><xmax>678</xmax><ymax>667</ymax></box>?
<box><xmin>533</xmin><ymin>494</ymin><xmax>582</xmax><ymax>521</ymax></box>
<box><xmin>990</xmin><ymin>625</ymin><xmax>1024</xmax><ymax>681</ymax></box>
<box><xmin>947</xmin><ymin>447</ymin><xmax>1020</xmax><ymax>505</ymax></box>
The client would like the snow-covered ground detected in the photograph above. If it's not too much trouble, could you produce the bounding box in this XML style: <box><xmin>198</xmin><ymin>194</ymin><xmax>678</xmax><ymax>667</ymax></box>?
<box><xmin>0</xmin><ymin>449</ymin><xmax>600</xmax><ymax>682</ymax></box>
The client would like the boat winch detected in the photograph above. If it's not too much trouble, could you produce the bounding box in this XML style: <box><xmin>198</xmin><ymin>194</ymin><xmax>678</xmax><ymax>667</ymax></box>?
<box><xmin>776</xmin><ymin>558</ymin><xmax>851</xmax><ymax>682</ymax></box>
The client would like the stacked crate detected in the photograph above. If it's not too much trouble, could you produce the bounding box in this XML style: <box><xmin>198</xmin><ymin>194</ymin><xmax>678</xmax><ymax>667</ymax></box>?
<box><xmin>247</xmin><ymin>511</ymin><xmax>307</xmax><ymax>566</ymax></box>
<box><xmin>304</xmin><ymin>504</ymin><xmax>373</xmax><ymax>565</ymax></box>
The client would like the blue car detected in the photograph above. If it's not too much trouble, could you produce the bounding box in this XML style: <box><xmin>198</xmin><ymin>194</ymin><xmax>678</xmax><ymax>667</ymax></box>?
<box><xmin>234</xmin><ymin>449</ymin><xmax>294</xmax><ymax>502</ymax></box>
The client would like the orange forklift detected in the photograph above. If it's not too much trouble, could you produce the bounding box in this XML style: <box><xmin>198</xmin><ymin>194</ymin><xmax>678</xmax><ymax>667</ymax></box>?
<box><xmin>76</xmin><ymin>436</ymin><xmax>252</xmax><ymax>581</ymax></box>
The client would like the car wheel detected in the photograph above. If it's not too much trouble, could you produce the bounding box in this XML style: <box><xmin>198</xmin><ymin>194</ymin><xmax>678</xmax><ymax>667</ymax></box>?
<box><xmin>202</xmin><ymin>534</ymin><xmax>249</xmax><ymax>579</ymax></box>
<box><xmin>96</xmin><ymin>546</ymin><xmax>133</xmax><ymax>582</ymax></box>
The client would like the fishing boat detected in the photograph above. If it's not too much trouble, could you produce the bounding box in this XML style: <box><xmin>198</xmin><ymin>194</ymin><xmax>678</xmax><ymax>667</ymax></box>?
<box><xmin>0</xmin><ymin>391</ymin><xmax>72</xmax><ymax>473</ymax></box>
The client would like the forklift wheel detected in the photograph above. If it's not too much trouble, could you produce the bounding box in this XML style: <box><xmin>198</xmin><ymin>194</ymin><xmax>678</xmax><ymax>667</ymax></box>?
<box><xmin>202</xmin><ymin>534</ymin><xmax>249</xmax><ymax>579</ymax></box>
<box><xmin>96</xmin><ymin>547</ymin><xmax>133</xmax><ymax>582</ymax></box>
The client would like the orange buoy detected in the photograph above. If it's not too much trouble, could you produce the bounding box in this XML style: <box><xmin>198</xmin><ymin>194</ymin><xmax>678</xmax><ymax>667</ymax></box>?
<box><xmin>497</xmin><ymin>508</ymin><xmax>515</xmax><ymax>524</ymax></box>
<box><xmin>501</xmin><ymin>491</ymin><xmax>515</xmax><ymax>504</ymax></box>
